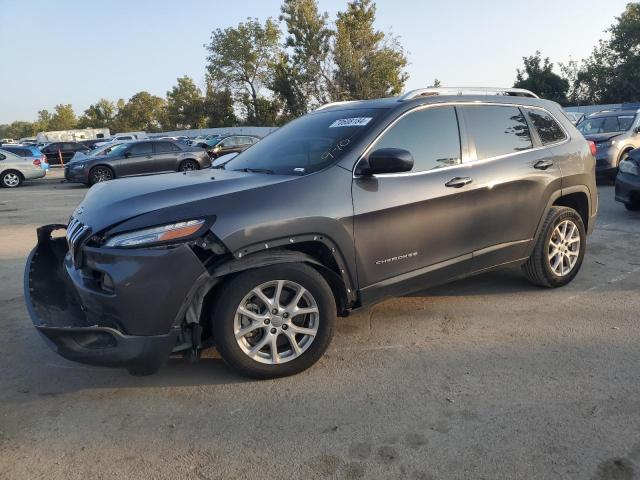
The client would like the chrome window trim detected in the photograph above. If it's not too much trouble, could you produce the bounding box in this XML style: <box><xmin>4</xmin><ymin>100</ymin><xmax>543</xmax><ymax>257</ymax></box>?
<box><xmin>353</xmin><ymin>101</ymin><xmax>570</xmax><ymax>179</ymax></box>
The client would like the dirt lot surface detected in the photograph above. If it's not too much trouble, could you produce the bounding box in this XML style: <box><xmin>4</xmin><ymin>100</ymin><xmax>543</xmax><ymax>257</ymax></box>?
<box><xmin>1</xmin><ymin>172</ymin><xmax>639</xmax><ymax>479</ymax></box>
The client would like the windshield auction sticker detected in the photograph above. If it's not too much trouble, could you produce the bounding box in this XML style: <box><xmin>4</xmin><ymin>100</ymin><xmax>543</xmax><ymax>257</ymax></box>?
<box><xmin>329</xmin><ymin>117</ymin><xmax>373</xmax><ymax>128</ymax></box>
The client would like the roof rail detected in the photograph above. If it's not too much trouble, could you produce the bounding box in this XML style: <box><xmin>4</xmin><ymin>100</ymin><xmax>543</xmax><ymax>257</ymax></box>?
<box><xmin>399</xmin><ymin>87</ymin><xmax>539</xmax><ymax>101</ymax></box>
<box><xmin>315</xmin><ymin>100</ymin><xmax>359</xmax><ymax>111</ymax></box>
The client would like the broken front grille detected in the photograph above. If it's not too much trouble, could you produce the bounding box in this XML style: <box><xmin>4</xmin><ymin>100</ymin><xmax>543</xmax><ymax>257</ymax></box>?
<box><xmin>66</xmin><ymin>217</ymin><xmax>91</xmax><ymax>267</ymax></box>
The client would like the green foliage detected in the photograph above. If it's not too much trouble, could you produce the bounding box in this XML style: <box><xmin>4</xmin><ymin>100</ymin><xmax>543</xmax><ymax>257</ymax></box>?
<box><xmin>513</xmin><ymin>51</ymin><xmax>569</xmax><ymax>104</ymax></box>
<box><xmin>333</xmin><ymin>0</ymin><xmax>408</xmax><ymax>100</ymax></box>
<box><xmin>77</xmin><ymin>99</ymin><xmax>115</xmax><ymax>128</ymax></box>
<box><xmin>111</xmin><ymin>92</ymin><xmax>166</xmax><ymax>133</ymax></box>
<box><xmin>569</xmin><ymin>2</ymin><xmax>640</xmax><ymax>104</ymax></box>
<box><xmin>273</xmin><ymin>0</ymin><xmax>334</xmax><ymax>116</ymax></box>
<box><xmin>166</xmin><ymin>76</ymin><xmax>206</xmax><ymax>130</ymax></box>
<box><xmin>204</xmin><ymin>83</ymin><xmax>237</xmax><ymax>127</ymax></box>
<box><xmin>48</xmin><ymin>104</ymin><xmax>77</xmax><ymax>131</ymax></box>
<box><xmin>205</xmin><ymin>18</ymin><xmax>281</xmax><ymax>124</ymax></box>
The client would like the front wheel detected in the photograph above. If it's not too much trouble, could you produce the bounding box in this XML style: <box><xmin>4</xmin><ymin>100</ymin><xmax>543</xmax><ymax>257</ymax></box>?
<box><xmin>89</xmin><ymin>166</ymin><xmax>114</xmax><ymax>185</ymax></box>
<box><xmin>212</xmin><ymin>263</ymin><xmax>336</xmax><ymax>379</ymax></box>
<box><xmin>522</xmin><ymin>206</ymin><xmax>586</xmax><ymax>288</ymax></box>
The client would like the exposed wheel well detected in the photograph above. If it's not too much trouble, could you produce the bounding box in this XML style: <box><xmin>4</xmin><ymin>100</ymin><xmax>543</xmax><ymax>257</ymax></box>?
<box><xmin>553</xmin><ymin>192</ymin><xmax>589</xmax><ymax>230</ymax></box>
<box><xmin>179</xmin><ymin>158</ymin><xmax>200</xmax><ymax>169</ymax></box>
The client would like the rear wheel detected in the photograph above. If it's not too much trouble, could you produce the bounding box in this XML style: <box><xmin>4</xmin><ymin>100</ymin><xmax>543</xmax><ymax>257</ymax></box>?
<box><xmin>212</xmin><ymin>263</ymin><xmax>336</xmax><ymax>379</ymax></box>
<box><xmin>1</xmin><ymin>170</ymin><xmax>23</xmax><ymax>188</ymax></box>
<box><xmin>522</xmin><ymin>206</ymin><xmax>586</xmax><ymax>288</ymax></box>
<box><xmin>179</xmin><ymin>159</ymin><xmax>199</xmax><ymax>172</ymax></box>
<box><xmin>89</xmin><ymin>166</ymin><xmax>114</xmax><ymax>185</ymax></box>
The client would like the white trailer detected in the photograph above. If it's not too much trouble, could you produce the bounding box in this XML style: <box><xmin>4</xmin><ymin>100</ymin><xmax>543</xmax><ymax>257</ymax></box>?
<box><xmin>36</xmin><ymin>128</ymin><xmax>111</xmax><ymax>143</ymax></box>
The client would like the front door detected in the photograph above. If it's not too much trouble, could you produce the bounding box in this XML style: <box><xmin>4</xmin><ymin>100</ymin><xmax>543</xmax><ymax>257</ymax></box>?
<box><xmin>352</xmin><ymin>105</ymin><xmax>484</xmax><ymax>301</ymax></box>
<box><xmin>119</xmin><ymin>141</ymin><xmax>154</xmax><ymax>176</ymax></box>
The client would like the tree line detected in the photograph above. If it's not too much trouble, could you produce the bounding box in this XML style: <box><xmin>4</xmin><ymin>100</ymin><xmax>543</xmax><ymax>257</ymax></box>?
<box><xmin>2</xmin><ymin>0</ymin><xmax>640</xmax><ymax>140</ymax></box>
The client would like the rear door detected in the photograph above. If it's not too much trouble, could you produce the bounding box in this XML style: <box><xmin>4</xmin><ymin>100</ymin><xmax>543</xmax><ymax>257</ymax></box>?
<box><xmin>460</xmin><ymin>104</ymin><xmax>564</xmax><ymax>268</ymax></box>
<box><xmin>352</xmin><ymin>105</ymin><xmax>486</xmax><ymax>299</ymax></box>
<box><xmin>152</xmin><ymin>141</ymin><xmax>181</xmax><ymax>171</ymax></box>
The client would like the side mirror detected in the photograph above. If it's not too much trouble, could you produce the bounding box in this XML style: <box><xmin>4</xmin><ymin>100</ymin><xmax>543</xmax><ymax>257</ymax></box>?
<box><xmin>356</xmin><ymin>148</ymin><xmax>414</xmax><ymax>176</ymax></box>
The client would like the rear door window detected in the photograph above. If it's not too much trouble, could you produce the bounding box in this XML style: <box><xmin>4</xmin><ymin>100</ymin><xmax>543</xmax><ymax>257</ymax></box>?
<box><xmin>526</xmin><ymin>109</ymin><xmax>567</xmax><ymax>145</ymax></box>
<box><xmin>462</xmin><ymin>105</ymin><xmax>532</xmax><ymax>160</ymax></box>
<box><xmin>373</xmin><ymin>106</ymin><xmax>461</xmax><ymax>172</ymax></box>
<box><xmin>154</xmin><ymin>141</ymin><xmax>179</xmax><ymax>153</ymax></box>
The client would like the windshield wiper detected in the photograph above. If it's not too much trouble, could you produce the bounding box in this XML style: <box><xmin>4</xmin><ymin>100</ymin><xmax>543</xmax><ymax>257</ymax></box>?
<box><xmin>235</xmin><ymin>167</ymin><xmax>274</xmax><ymax>174</ymax></box>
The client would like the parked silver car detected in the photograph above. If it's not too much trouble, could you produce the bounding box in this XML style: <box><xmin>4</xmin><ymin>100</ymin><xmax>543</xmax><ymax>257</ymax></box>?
<box><xmin>578</xmin><ymin>109</ymin><xmax>640</xmax><ymax>177</ymax></box>
<box><xmin>0</xmin><ymin>149</ymin><xmax>46</xmax><ymax>188</ymax></box>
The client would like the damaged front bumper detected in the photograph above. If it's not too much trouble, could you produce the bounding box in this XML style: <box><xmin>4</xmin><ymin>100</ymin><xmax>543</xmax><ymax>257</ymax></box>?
<box><xmin>24</xmin><ymin>224</ymin><xmax>208</xmax><ymax>372</ymax></box>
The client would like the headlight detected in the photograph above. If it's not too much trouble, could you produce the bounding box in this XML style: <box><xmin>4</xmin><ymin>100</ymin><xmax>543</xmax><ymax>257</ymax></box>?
<box><xmin>104</xmin><ymin>219</ymin><xmax>206</xmax><ymax>247</ymax></box>
<box><xmin>619</xmin><ymin>159</ymin><xmax>639</xmax><ymax>176</ymax></box>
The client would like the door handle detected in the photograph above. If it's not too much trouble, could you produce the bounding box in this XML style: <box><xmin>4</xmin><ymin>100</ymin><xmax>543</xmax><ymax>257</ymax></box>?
<box><xmin>445</xmin><ymin>177</ymin><xmax>473</xmax><ymax>188</ymax></box>
<box><xmin>534</xmin><ymin>159</ymin><xmax>553</xmax><ymax>170</ymax></box>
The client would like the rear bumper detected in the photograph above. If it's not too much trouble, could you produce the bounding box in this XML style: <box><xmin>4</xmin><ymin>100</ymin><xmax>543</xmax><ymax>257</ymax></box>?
<box><xmin>615</xmin><ymin>172</ymin><xmax>640</xmax><ymax>205</ymax></box>
<box><xmin>23</xmin><ymin>168</ymin><xmax>46</xmax><ymax>180</ymax></box>
<box><xmin>24</xmin><ymin>224</ymin><xmax>205</xmax><ymax>371</ymax></box>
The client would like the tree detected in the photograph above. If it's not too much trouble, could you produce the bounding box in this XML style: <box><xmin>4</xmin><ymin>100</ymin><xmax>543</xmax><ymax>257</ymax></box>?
<box><xmin>165</xmin><ymin>76</ymin><xmax>206</xmax><ymax>130</ymax></box>
<box><xmin>34</xmin><ymin>110</ymin><xmax>52</xmax><ymax>133</ymax></box>
<box><xmin>48</xmin><ymin>104</ymin><xmax>77</xmax><ymax>130</ymax></box>
<box><xmin>333</xmin><ymin>0</ymin><xmax>408</xmax><ymax>100</ymax></box>
<box><xmin>513</xmin><ymin>52</ymin><xmax>568</xmax><ymax>104</ymax></box>
<box><xmin>112</xmin><ymin>92</ymin><xmax>166</xmax><ymax>132</ymax></box>
<box><xmin>570</xmin><ymin>3</ymin><xmax>640</xmax><ymax>104</ymax></box>
<box><xmin>204</xmin><ymin>82</ymin><xmax>237</xmax><ymax>127</ymax></box>
<box><xmin>429</xmin><ymin>78</ymin><xmax>442</xmax><ymax>88</ymax></box>
<box><xmin>77</xmin><ymin>99</ymin><xmax>115</xmax><ymax>128</ymax></box>
<box><xmin>273</xmin><ymin>0</ymin><xmax>334</xmax><ymax>116</ymax></box>
<box><xmin>205</xmin><ymin>18</ymin><xmax>281</xmax><ymax>124</ymax></box>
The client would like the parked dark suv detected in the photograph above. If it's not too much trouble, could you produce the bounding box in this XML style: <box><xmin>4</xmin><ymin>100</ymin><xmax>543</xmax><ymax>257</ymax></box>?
<box><xmin>25</xmin><ymin>88</ymin><xmax>597</xmax><ymax>378</ymax></box>
<box><xmin>41</xmin><ymin>141</ymin><xmax>91</xmax><ymax>165</ymax></box>
<box><xmin>64</xmin><ymin>139</ymin><xmax>211</xmax><ymax>185</ymax></box>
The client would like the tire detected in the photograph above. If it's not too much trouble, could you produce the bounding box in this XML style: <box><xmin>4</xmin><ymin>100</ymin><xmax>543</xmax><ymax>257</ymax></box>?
<box><xmin>625</xmin><ymin>200</ymin><xmax>640</xmax><ymax>211</ymax></box>
<box><xmin>522</xmin><ymin>206</ymin><xmax>586</xmax><ymax>288</ymax></box>
<box><xmin>179</xmin><ymin>159</ymin><xmax>199</xmax><ymax>172</ymax></box>
<box><xmin>89</xmin><ymin>165</ymin><xmax>114</xmax><ymax>185</ymax></box>
<box><xmin>211</xmin><ymin>263</ymin><xmax>336</xmax><ymax>379</ymax></box>
<box><xmin>0</xmin><ymin>170</ymin><xmax>23</xmax><ymax>188</ymax></box>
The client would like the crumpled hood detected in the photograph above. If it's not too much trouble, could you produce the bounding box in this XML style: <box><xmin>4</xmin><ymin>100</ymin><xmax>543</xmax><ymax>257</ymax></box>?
<box><xmin>583</xmin><ymin>133</ymin><xmax>623</xmax><ymax>143</ymax></box>
<box><xmin>71</xmin><ymin>169</ymin><xmax>290</xmax><ymax>233</ymax></box>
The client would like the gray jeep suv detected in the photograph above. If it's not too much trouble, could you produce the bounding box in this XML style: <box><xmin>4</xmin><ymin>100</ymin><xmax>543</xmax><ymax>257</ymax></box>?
<box><xmin>25</xmin><ymin>88</ymin><xmax>597</xmax><ymax>378</ymax></box>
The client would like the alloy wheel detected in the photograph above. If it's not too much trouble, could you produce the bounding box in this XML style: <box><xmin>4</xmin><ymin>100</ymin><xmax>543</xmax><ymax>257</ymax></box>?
<box><xmin>2</xmin><ymin>173</ymin><xmax>20</xmax><ymax>187</ymax></box>
<box><xmin>233</xmin><ymin>280</ymin><xmax>319</xmax><ymax>365</ymax></box>
<box><xmin>547</xmin><ymin>219</ymin><xmax>581</xmax><ymax>277</ymax></box>
<box><xmin>92</xmin><ymin>167</ymin><xmax>112</xmax><ymax>183</ymax></box>
<box><xmin>180</xmin><ymin>161</ymin><xmax>198</xmax><ymax>171</ymax></box>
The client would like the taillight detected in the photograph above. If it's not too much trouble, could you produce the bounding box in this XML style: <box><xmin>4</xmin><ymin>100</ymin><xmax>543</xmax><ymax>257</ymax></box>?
<box><xmin>33</xmin><ymin>159</ymin><xmax>41</xmax><ymax>167</ymax></box>
<box><xmin>588</xmin><ymin>141</ymin><xmax>597</xmax><ymax>157</ymax></box>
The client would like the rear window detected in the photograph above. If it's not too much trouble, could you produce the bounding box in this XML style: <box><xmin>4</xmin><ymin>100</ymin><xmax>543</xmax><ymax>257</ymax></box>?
<box><xmin>578</xmin><ymin>115</ymin><xmax>637</xmax><ymax>135</ymax></box>
<box><xmin>462</xmin><ymin>105</ymin><xmax>532</xmax><ymax>160</ymax></box>
<box><xmin>526</xmin><ymin>109</ymin><xmax>567</xmax><ymax>145</ymax></box>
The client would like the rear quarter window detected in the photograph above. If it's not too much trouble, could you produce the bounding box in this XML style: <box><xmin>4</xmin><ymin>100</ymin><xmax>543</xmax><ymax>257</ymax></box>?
<box><xmin>526</xmin><ymin>109</ymin><xmax>567</xmax><ymax>145</ymax></box>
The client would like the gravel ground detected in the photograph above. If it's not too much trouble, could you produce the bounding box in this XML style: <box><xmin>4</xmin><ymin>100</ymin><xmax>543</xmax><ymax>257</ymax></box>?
<box><xmin>1</xmin><ymin>175</ymin><xmax>639</xmax><ymax>480</ymax></box>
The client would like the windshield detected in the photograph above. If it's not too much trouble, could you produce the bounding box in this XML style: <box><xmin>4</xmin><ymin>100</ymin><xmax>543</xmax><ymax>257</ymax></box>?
<box><xmin>578</xmin><ymin>115</ymin><xmax>636</xmax><ymax>134</ymax></box>
<box><xmin>224</xmin><ymin>108</ymin><xmax>386</xmax><ymax>175</ymax></box>
<box><xmin>89</xmin><ymin>143</ymin><xmax>122</xmax><ymax>157</ymax></box>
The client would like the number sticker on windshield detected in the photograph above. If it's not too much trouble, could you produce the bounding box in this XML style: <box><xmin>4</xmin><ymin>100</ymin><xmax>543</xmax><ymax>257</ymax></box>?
<box><xmin>329</xmin><ymin>117</ymin><xmax>373</xmax><ymax>128</ymax></box>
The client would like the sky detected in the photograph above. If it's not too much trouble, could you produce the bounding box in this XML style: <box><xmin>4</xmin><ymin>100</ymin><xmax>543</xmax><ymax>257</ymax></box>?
<box><xmin>0</xmin><ymin>0</ymin><xmax>632</xmax><ymax>124</ymax></box>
